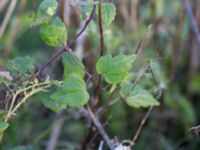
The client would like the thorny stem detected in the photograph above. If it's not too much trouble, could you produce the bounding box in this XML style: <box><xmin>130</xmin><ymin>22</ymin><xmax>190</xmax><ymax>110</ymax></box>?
<box><xmin>36</xmin><ymin>5</ymin><xmax>96</xmax><ymax>77</ymax></box>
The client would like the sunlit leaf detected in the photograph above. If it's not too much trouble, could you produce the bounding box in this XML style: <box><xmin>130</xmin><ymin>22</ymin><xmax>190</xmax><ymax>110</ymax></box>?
<box><xmin>96</xmin><ymin>54</ymin><xmax>136</xmax><ymax>84</ymax></box>
<box><xmin>62</xmin><ymin>52</ymin><xmax>85</xmax><ymax>79</ymax></box>
<box><xmin>120</xmin><ymin>82</ymin><xmax>159</xmax><ymax>108</ymax></box>
<box><xmin>39</xmin><ymin>17</ymin><xmax>67</xmax><ymax>47</ymax></box>
<box><xmin>51</xmin><ymin>75</ymin><xmax>89</xmax><ymax>108</ymax></box>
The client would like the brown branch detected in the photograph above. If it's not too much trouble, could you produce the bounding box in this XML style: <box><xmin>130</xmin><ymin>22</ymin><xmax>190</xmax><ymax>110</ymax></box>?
<box><xmin>36</xmin><ymin>5</ymin><xmax>96</xmax><ymax>77</ymax></box>
<box><xmin>87</xmin><ymin>105</ymin><xmax>114</xmax><ymax>150</ymax></box>
<box><xmin>94</xmin><ymin>1</ymin><xmax>104</xmax><ymax>106</ymax></box>
<box><xmin>98</xmin><ymin>0</ymin><xmax>104</xmax><ymax>56</ymax></box>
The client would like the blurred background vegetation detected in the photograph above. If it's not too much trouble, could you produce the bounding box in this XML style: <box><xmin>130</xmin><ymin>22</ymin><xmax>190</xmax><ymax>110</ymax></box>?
<box><xmin>1</xmin><ymin>0</ymin><xmax>200</xmax><ymax>149</ymax></box>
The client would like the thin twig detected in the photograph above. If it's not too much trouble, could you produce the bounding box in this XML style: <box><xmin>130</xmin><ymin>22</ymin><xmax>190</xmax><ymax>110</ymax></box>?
<box><xmin>0</xmin><ymin>0</ymin><xmax>17</xmax><ymax>39</ymax></box>
<box><xmin>135</xmin><ymin>24</ymin><xmax>153</xmax><ymax>54</ymax></box>
<box><xmin>36</xmin><ymin>5</ymin><xmax>96</xmax><ymax>77</ymax></box>
<box><xmin>131</xmin><ymin>88</ymin><xmax>163</xmax><ymax>144</ymax></box>
<box><xmin>183</xmin><ymin>0</ymin><xmax>200</xmax><ymax>45</ymax></box>
<box><xmin>132</xmin><ymin>106</ymin><xmax>153</xmax><ymax>144</ymax></box>
<box><xmin>87</xmin><ymin>105</ymin><xmax>114</xmax><ymax>150</ymax></box>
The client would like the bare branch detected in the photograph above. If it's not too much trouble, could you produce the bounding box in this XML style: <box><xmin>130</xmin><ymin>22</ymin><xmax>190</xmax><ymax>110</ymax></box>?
<box><xmin>87</xmin><ymin>105</ymin><xmax>114</xmax><ymax>150</ymax></box>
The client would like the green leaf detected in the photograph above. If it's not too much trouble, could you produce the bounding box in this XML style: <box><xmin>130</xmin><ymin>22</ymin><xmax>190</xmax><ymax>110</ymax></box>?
<box><xmin>0</xmin><ymin>121</ymin><xmax>9</xmax><ymax>133</ymax></box>
<box><xmin>39</xmin><ymin>17</ymin><xmax>67</xmax><ymax>47</ymax></box>
<box><xmin>96</xmin><ymin>54</ymin><xmax>136</xmax><ymax>84</ymax></box>
<box><xmin>150</xmin><ymin>60</ymin><xmax>166</xmax><ymax>88</ymax></box>
<box><xmin>96</xmin><ymin>3</ymin><xmax>116</xmax><ymax>26</ymax></box>
<box><xmin>7</xmin><ymin>56</ymin><xmax>35</xmax><ymax>74</ymax></box>
<box><xmin>39</xmin><ymin>90</ymin><xmax>67</xmax><ymax>112</ymax></box>
<box><xmin>32</xmin><ymin>0</ymin><xmax>58</xmax><ymax>26</ymax></box>
<box><xmin>62</xmin><ymin>52</ymin><xmax>85</xmax><ymax>79</ymax></box>
<box><xmin>31</xmin><ymin>15</ymin><xmax>51</xmax><ymax>26</ymax></box>
<box><xmin>38</xmin><ymin>0</ymin><xmax>58</xmax><ymax>16</ymax></box>
<box><xmin>120</xmin><ymin>82</ymin><xmax>159</xmax><ymax>108</ymax></box>
<box><xmin>51</xmin><ymin>75</ymin><xmax>89</xmax><ymax>108</ymax></box>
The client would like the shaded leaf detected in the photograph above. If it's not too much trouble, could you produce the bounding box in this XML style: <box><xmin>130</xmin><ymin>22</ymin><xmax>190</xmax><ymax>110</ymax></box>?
<box><xmin>7</xmin><ymin>56</ymin><xmax>35</xmax><ymax>74</ymax></box>
<box><xmin>96</xmin><ymin>3</ymin><xmax>116</xmax><ymax>26</ymax></box>
<box><xmin>96</xmin><ymin>54</ymin><xmax>136</xmax><ymax>84</ymax></box>
<box><xmin>120</xmin><ymin>82</ymin><xmax>159</xmax><ymax>108</ymax></box>
<box><xmin>39</xmin><ymin>17</ymin><xmax>67</xmax><ymax>47</ymax></box>
<box><xmin>51</xmin><ymin>75</ymin><xmax>89</xmax><ymax>108</ymax></box>
<box><xmin>150</xmin><ymin>60</ymin><xmax>166</xmax><ymax>88</ymax></box>
<box><xmin>62</xmin><ymin>52</ymin><xmax>85</xmax><ymax>79</ymax></box>
<box><xmin>39</xmin><ymin>90</ymin><xmax>67</xmax><ymax>112</ymax></box>
<box><xmin>0</xmin><ymin>121</ymin><xmax>9</xmax><ymax>133</ymax></box>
